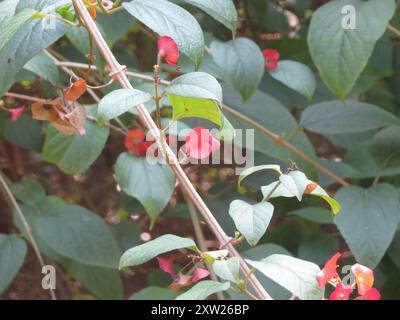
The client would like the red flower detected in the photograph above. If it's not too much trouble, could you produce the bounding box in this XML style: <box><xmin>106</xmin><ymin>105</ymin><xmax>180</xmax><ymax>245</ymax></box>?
<box><xmin>191</xmin><ymin>268</ymin><xmax>210</xmax><ymax>283</ymax></box>
<box><xmin>316</xmin><ymin>252</ymin><xmax>342</xmax><ymax>288</ymax></box>
<box><xmin>351</xmin><ymin>264</ymin><xmax>374</xmax><ymax>295</ymax></box>
<box><xmin>124</xmin><ymin>129</ymin><xmax>155</xmax><ymax>157</ymax></box>
<box><xmin>157</xmin><ymin>36</ymin><xmax>179</xmax><ymax>66</ymax></box>
<box><xmin>5</xmin><ymin>105</ymin><xmax>25</xmax><ymax>122</ymax></box>
<box><xmin>263</xmin><ymin>49</ymin><xmax>280</xmax><ymax>71</ymax></box>
<box><xmin>355</xmin><ymin>288</ymin><xmax>381</xmax><ymax>300</ymax></box>
<box><xmin>156</xmin><ymin>257</ymin><xmax>175</xmax><ymax>277</ymax></box>
<box><xmin>329</xmin><ymin>283</ymin><xmax>353</xmax><ymax>300</ymax></box>
<box><xmin>185</xmin><ymin>127</ymin><xmax>220</xmax><ymax>160</ymax></box>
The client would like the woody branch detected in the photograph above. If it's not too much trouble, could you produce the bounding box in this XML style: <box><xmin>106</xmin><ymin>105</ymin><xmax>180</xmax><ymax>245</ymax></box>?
<box><xmin>72</xmin><ymin>0</ymin><xmax>272</xmax><ymax>300</ymax></box>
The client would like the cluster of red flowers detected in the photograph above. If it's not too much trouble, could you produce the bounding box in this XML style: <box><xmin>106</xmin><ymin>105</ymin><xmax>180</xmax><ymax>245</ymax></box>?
<box><xmin>156</xmin><ymin>256</ymin><xmax>210</xmax><ymax>291</ymax></box>
<box><xmin>317</xmin><ymin>252</ymin><xmax>381</xmax><ymax>300</ymax></box>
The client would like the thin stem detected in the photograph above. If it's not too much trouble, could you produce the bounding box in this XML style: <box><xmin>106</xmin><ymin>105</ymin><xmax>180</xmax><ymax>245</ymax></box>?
<box><xmin>265</xmin><ymin>181</ymin><xmax>282</xmax><ymax>201</ymax></box>
<box><xmin>181</xmin><ymin>189</ymin><xmax>224</xmax><ymax>300</ymax></box>
<box><xmin>0</xmin><ymin>171</ymin><xmax>56</xmax><ymax>300</ymax></box>
<box><xmin>153</xmin><ymin>64</ymin><xmax>162</xmax><ymax>128</ymax></box>
<box><xmin>51</xmin><ymin>15</ymin><xmax>80</xmax><ymax>27</ymax></box>
<box><xmin>52</xmin><ymin>61</ymin><xmax>169</xmax><ymax>85</ymax></box>
<box><xmin>388</xmin><ymin>24</ymin><xmax>400</xmax><ymax>39</ymax></box>
<box><xmin>73</xmin><ymin>0</ymin><xmax>272</xmax><ymax>300</ymax></box>
<box><xmin>222</xmin><ymin>105</ymin><xmax>350</xmax><ymax>187</ymax></box>
<box><xmin>372</xmin><ymin>172</ymin><xmax>382</xmax><ymax>187</ymax></box>
<box><xmin>239</xmin><ymin>287</ymin><xmax>259</xmax><ymax>301</ymax></box>
<box><xmin>285</xmin><ymin>127</ymin><xmax>303</xmax><ymax>142</ymax></box>
<box><xmin>4</xmin><ymin>92</ymin><xmax>47</xmax><ymax>103</ymax></box>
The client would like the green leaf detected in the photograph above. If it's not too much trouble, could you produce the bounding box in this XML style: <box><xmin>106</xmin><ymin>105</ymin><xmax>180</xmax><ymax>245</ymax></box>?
<box><xmin>55</xmin><ymin>4</ymin><xmax>75</xmax><ymax>22</ymax></box>
<box><xmin>369</xmin><ymin>126</ymin><xmax>400</xmax><ymax>169</ymax></box>
<box><xmin>98</xmin><ymin>88</ymin><xmax>152</xmax><ymax>120</ymax></box>
<box><xmin>43</xmin><ymin>118</ymin><xmax>109</xmax><ymax>174</ymax></box>
<box><xmin>119</xmin><ymin>234</ymin><xmax>197</xmax><ymax>268</ymax></box>
<box><xmin>175</xmin><ymin>280</ymin><xmax>230</xmax><ymax>300</ymax></box>
<box><xmin>269</xmin><ymin>60</ymin><xmax>316</xmax><ymax>100</ymax></box>
<box><xmin>238</xmin><ymin>165</ymin><xmax>282</xmax><ymax>188</ymax></box>
<box><xmin>111</xmin><ymin>220</ymin><xmax>141</xmax><ymax>252</ymax></box>
<box><xmin>239</xmin><ymin>244</ymin><xmax>292</xmax><ymax>300</ymax></box>
<box><xmin>309</xmin><ymin>185</ymin><xmax>341</xmax><ymax>215</ymax></box>
<box><xmin>129</xmin><ymin>286</ymin><xmax>177</xmax><ymax>300</ymax></box>
<box><xmin>115</xmin><ymin>152</ymin><xmax>175</xmax><ymax>227</ymax></box>
<box><xmin>66</xmin><ymin>23</ymin><xmax>106</xmax><ymax>71</ymax></box>
<box><xmin>307</xmin><ymin>0</ymin><xmax>396</xmax><ymax>98</ymax></box>
<box><xmin>181</xmin><ymin>0</ymin><xmax>237</xmax><ymax>37</ymax></box>
<box><xmin>23</xmin><ymin>51</ymin><xmax>59</xmax><ymax>85</ymax></box>
<box><xmin>212</xmin><ymin>257</ymin><xmax>240</xmax><ymax>283</ymax></box>
<box><xmin>66</xmin><ymin>262</ymin><xmax>124</xmax><ymax>300</ymax></box>
<box><xmin>223</xmin><ymin>86</ymin><xmax>315</xmax><ymax>174</ymax></box>
<box><xmin>14</xmin><ymin>195</ymin><xmax>121</xmax><ymax>269</ymax></box>
<box><xmin>0</xmin><ymin>234</ymin><xmax>27</xmax><ymax>294</ymax></box>
<box><xmin>300</xmin><ymin>100</ymin><xmax>399</xmax><ymax>134</ymax></box>
<box><xmin>33</xmin><ymin>202</ymin><xmax>121</xmax><ymax>269</ymax></box>
<box><xmin>97</xmin><ymin>10</ymin><xmax>137</xmax><ymax>48</ymax></box>
<box><xmin>246</xmin><ymin>254</ymin><xmax>323</xmax><ymax>300</ymax></box>
<box><xmin>0</xmin><ymin>4</ymin><xmax>66</xmax><ymax>96</ymax></box>
<box><xmin>122</xmin><ymin>0</ymin><xmax>204</xmax><ymax>67</ymax></box>
<box><xmin>334</xmin><ymin>184</ymin><xmax>400</xmax><ymax>268</ymax></box>
<box><xmin>261</xmin><ymin>171</ymin><xmax>340</xmax><ymax>214</ymax></box>
<box><xmin>0</xmin><ymin>9</ymin><xmax>37</xmax><ymax>50</ymax></box>
<box><xmin>11</xmin><ymin>179</ymin><xmax>46</xmax><ymax>205</ymax></box>
<box><xmin>0</xmin><ymin>0</ymin><xmax>18</xmax><ymax>24</ymax></box>
<box><xmin>229</xmin><ymin>200</ymin><xmax>274</xmax><ymax>246</ymax></box>
<box><xmin>388</xmin><ymin>231</ymin><xmax>400</xmax><ymax>270</ymax></box>
<box><xmin>298</xmin><ymin>234</ymin><xmax>340</xmax><ymax>266</ymax></box>
<box><xmin>166</xmin><ymin>72</ymin><xmax>222</xmax><ymax>126</ymax></box>
<box><xmin>211</xmin><ymin>38</ymin><xmax>264</xmax><ymax>101</ymax></box>
<box><xmin>287</xmin><ymin>207</ymin><xmax>333</xmax><ymax>224</ymax></box>
<box><xmin>3</xmin><ymin>115</ymin><xmax>43</xmax><ymax>151</ymax></box>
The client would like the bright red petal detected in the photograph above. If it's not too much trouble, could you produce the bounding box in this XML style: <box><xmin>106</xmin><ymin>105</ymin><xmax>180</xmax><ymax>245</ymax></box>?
<box><xmin>351</xmin><ymin>263</ymin><xmax>374</xmax><ymax>295</ymax></box>
<box><xmin>329</xmin><ymin>283</ymin><xmax>353</xmax><ymax>300</ymax></box>
<box><xmin>355</xmin><ymin>288</ymin><xmax>381</xmax><ymax>300</ymax></box>
<box><xmin>185</xmin><ymin>127</ymin><xmax>220</xmax><ymax>160</ymax></box>
<box><xmin>316</xmin><ymin>252</ymin><xmax>342</xmax><ymax>288</ymax></box>
<box><xmin>157</xmin><ymin>36</ymin><xmax>179</xmax><ymax>66</ymax></box>
<box><xmin>263</xmin><ymin>49</ymin><xmax>280</xmax><ymax>71</ymax></box>
<box><xmin>124</xmin><ymin>129</ymin><xmax>155</xmax><ymax>157</ymax></box>
<box><xmin>263</xmin><ymin>49</ymin><xmax>280</xmax><ymax>60</ymax></box>
<box><xmin>6</xmin><ymin>105</ymin><xmax>25</xmax><ymax>122</ymax></box>
<box><xmin>191</xmin><ymin>268</ymin><xmax>210</xmax><ymax>283</ymax></box>
<box><xmin>156</xmin><ymin>256</ymin><xmax>175</xmax><ymax>277</ymax></box>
